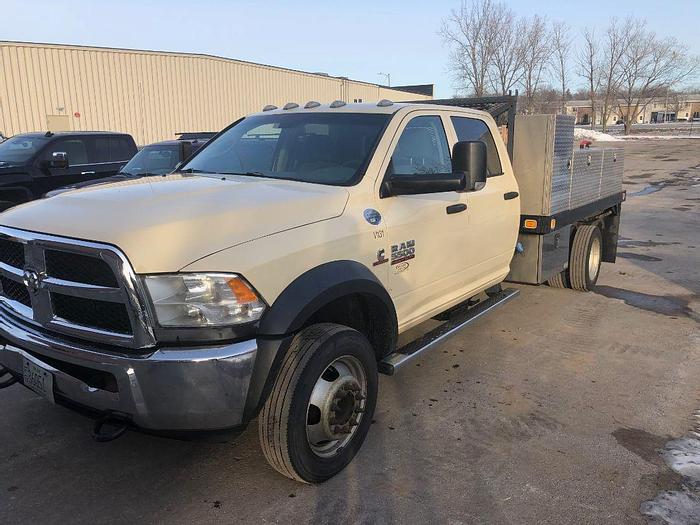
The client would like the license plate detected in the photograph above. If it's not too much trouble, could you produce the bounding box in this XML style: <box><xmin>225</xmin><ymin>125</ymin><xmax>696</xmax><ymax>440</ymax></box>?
<box><xmin>22</xmin><ymin>357</ymin><xmax>55</xmax><ymax>404</ymax></box>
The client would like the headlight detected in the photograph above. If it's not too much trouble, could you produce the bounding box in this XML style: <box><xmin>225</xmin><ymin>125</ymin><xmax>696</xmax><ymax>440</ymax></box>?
<box><xmin>143</xmin><ymin>273</ymin><xmax>266</xmax><ymax>328</ymax></box>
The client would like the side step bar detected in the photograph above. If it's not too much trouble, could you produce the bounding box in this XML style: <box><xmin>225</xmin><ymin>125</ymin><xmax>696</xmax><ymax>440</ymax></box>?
<box><xmin>379</xmin><ymin>288</ymin><xmax>520</xmax><ymax>375</ymax></box>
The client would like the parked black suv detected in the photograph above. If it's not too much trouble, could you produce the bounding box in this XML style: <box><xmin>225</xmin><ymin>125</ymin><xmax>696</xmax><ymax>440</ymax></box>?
<box><xmin>0</xmin><ymin>131</ymin><xmax>137</xmax><ymax>210</ymax></box>
<box><xmin>45</xmin><ymin>137</ymin><xmax>210</xmax><ymax>197</ymax></box>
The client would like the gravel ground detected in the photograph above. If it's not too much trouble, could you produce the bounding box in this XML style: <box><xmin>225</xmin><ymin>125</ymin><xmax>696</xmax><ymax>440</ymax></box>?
<box><xmin>0</xmin><ymin>139</ymin><xmax>698</xmax><ymax>524</ymax></box>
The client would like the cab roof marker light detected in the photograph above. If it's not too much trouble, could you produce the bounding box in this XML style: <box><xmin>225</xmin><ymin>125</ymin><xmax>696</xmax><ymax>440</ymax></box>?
<box><xmin>304</xmin><ymin>101</ymin><xmax>321</xmax><ymax>109</ymax></box>
<box><xmin>377</xmin><ymin>99</ymin><xmax>394</xmax><ymax>107</ymax></box>
<box><xmin>523</xmin><ymin>219</ymin><xmax>538</xmax><ymax>229</ymax></box>
<box><xmin>283</xmin><ymin>102</ymin><xmax>299</xmax><ymax>110</ymax></box>
<box><xmin>262</xmin><ymin>104</ymin><xmax>277</xmax><ymax>112</ymax></box>
<box><xmin>329</xmin><ymin>100</ymin><xmax>346</xmax><ymax>108</ymax></box>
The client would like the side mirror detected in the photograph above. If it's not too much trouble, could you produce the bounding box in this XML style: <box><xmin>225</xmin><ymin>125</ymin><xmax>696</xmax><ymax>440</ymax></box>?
<box><xmin>452</xmin><ymin>141</ymin><xmax>487</xmax><ymax>191</ymax></box>
<box><xmin>382</xmin><ymin>171</ymin><xmax>466</xmax><ymax>197</ymax></box>
<box><xmin>49</xmin><ymin>151</ymin><xmax>69</xmax><ymax>169</ymax></box>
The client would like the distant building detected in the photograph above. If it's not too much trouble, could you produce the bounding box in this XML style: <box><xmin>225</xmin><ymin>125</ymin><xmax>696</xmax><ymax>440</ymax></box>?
<box><xmin>0</xmin><ymin>41</ymin><xmax>432</xmax><ymax>144</ymax></box>
<box><xmin>564</xmin><ymin>95</ymin><xmax>700</xmax><ymax>126</ymax></box>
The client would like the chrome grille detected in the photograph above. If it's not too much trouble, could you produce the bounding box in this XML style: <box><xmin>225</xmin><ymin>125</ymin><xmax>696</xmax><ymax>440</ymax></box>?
<box><xmin>0</xmin><ymin>226</ymin><xmax>155</xmax><ymax>349</ymax></box>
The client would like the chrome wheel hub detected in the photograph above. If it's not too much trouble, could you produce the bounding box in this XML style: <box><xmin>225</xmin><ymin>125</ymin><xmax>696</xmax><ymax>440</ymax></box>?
<box><xmin>306</xmin><ymin>355</ymin><xmax>367</xmax><ymax>458</ymax></box>
<box><xmin>588</xmin><ymin>236</ymin><xmax>601</xmax><ymax>280</ymax></box>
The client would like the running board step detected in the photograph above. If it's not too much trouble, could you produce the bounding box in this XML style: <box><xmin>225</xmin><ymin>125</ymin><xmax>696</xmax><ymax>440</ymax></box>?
<box><xmin>379</xmin><ymin>288</ymin><xmax>520</xmax><ymax>375</ymax></box>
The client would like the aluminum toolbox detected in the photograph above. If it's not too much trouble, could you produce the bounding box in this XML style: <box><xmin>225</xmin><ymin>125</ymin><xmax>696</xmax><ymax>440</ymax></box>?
<box><xmin>512</xmin><ymin>114</ymin><xmax>575</xmax><ymax>216</ymax></box>
<box><xmin>601</xmin><ymin>148</ymin><xmax>624</xmax><ymax>198</ymax></box>
<box><xmin>570</xmin><ymin>148</ymin><xmax>604</xmax><ymax>209</ymax></box>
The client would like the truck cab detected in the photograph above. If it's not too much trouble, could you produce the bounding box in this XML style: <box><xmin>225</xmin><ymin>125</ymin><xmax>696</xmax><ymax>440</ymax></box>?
<box><xmin>0</xmin><ymin>99</ymin><xmax>622</xmax><ymax>483</ymax></box>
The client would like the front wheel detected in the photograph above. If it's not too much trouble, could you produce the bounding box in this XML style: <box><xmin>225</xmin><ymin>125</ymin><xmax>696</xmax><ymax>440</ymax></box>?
<box><xmin>258</xmin><ymin>323</ymin><xmax>378</xmax><ymax>483</ymax></box>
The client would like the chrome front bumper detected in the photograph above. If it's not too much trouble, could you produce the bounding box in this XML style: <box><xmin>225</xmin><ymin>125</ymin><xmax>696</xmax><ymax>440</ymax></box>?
<box><xmin>0</xmin><ymin>309</ymin><xmax>257</xmax><ymax>431</ymax></box>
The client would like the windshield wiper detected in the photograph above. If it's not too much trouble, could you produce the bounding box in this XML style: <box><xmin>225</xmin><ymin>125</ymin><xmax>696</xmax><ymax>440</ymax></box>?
<box><xmin>179</xmin><ymin>167</ymin><xmax>214</xmax><ymax>174</ymax></box>
<box><xmin>219</xmin><ymin>171</ymin><xmax>272</xmax><ymax>179</ymax></box>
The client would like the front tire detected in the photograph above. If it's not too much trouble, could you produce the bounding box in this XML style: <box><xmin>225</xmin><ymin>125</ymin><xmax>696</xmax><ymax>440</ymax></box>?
<box><xmin>258</xmin><ymin>323</ymin><xmax>378</xmax><ymax>483</ymax></box>
<box><xmin>569</xmin><ymin>224</ymin><xmax>603</xmax><ymax>291</ymax></box>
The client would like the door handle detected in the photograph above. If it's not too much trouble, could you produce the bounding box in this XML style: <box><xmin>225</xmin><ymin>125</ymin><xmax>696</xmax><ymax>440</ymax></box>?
<box><xmin>504</xmin><ymin>191</ymin><xmax>519</xmax><ymax>200</ymax></box>
<box><xmin>446</xmin><ymin>203</ymin><xmax>467</xmax><ymax>215</ymax></box>
<box><xmin>81</xmin><ymin>171</ymin><xmax>96</xmax><ymax>175</ymax></box>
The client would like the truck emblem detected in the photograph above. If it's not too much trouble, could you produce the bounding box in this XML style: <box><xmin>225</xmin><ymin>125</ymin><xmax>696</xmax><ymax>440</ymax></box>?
<box><xmin>23</xmin><ymin>269</ymin><xmax>42</xmax><ymax>294</ymax></box>
<box><xmin>363</xmin><ymin>208</ymin><xmax>382</xmax><ymax>226</ymax></box>
<box><xmin>391</xmin><ymin>240</ymin><xmax>415</xmax><ymax>264</ymax></box>
<box><xmin>372</xmin><ymin>249</ymin><xmax>389</xmax><ymax>266</ymax></box>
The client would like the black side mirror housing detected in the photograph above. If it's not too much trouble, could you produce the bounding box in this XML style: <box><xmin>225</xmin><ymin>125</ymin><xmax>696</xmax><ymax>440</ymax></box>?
<box><xmin>452</xmin><ymin>141</ymin><xmax>487</xmax><ymax>191</ymax></box>
<box><xmin>49</xmin><ymin>151</ymin><xmax>69</xmax><ymax>169</ymax></box>
<box><xmin>382</xmin><ymin>171</ymin><xmax>466</xmax><ymax>197</ymax></box>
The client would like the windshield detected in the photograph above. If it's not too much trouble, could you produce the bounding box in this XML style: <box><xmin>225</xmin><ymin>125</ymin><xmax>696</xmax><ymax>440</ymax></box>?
<box><xmin>120</xmin><ymin>144</ymin><xmax>180</xmax><ymax>176</ymax></box>
<box><xmin>0</xmin><ymin>136</ymin><xmax>50</xmax><ymax>166</ymax></box>
<box><xmin>181</xmin><ymin>113</ymin><xmax>390</xmax><ymax>186</ymax></box>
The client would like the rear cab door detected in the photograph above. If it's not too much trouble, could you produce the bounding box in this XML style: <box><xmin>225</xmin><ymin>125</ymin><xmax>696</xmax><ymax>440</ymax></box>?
<box><xmin>88</xmin><ymin>135</ymin><xmax>136</xmax><ymax>178</ymax></box>
<box><xmin>446</xmin><ymin>111</ymin><xmax>520</xmax><ymax>286</ymax></box>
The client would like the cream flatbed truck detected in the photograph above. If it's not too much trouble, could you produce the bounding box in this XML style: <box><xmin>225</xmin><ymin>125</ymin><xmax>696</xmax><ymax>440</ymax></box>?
<box><xmin>0</xmin><ymin>95</ymin><xmax>624</xmax><ymax>483</ymax></box>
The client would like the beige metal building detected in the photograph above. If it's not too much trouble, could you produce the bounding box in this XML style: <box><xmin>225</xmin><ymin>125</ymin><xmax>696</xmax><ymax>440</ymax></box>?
<box><xmin>0</xmin><ymin>41</ymin><xmax>432</xmax><ymax>144</ymax></box>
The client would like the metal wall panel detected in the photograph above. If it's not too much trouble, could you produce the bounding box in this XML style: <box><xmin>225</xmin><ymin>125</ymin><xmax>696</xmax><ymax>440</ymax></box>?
<box><xmin>0</xmin><ymin>42</ymin><xmax>430</xmax><ymax>145</ymax></box>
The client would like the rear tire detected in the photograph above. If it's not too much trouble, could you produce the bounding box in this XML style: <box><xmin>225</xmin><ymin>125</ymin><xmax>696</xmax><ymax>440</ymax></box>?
<box><xmin>258</xmin><ymin>323</ymin><xmax>378</xmax><ymax>483</ymax></box>
<box><xmin>569</xmin><ymin>224</ymin><xmax>603</xmax><ymax>291</ymax></box>
<box><xmin>547</xmin><ymin>270</ymin><xmax>569</xmax><ymax>288</ymax></box>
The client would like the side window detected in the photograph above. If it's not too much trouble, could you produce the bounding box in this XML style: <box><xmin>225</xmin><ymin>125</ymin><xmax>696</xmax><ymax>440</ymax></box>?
<box><xmin>44</xmin><ymin>139</ymin><xmax>89</xmax><ymax>166</ymax></box>
<box><xmin>390</xmin><ymin>115</ymin><xmax>452</xmax><ymax>176</ymax></box>
<box><xmin>90</xmin><ymin>137</ymin><xmax>111</xmax><ymax>163</ymax></box>
<box><xmin>450</xmin><ymin>117</ymin><xmax>503</xmax><ymax>176</ymax></box>
<box><xmin>110</xmin><ymin>137</ymin><xmax>133</xmax><ymax>162</ymax></box>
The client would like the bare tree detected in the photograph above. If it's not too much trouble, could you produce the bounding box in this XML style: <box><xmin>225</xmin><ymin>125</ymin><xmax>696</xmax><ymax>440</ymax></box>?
<box><xmin>550</xmin><ymin>21</ymin><xmax>571</xmax><ymax>113</ymax></box>
<box><xmin>520</xmin><ymin>15</ymin><xmax>552</xmax><ymax>113</ymax></box>
<box><xmin>599</xmin><ymin>18</ymin><xmax>629</xmax><ymax>131</ymax></box>
<box><xmin>617</xmin><ymin>19</ymin><xmax>699</xmax><ymax>134</ymax></box>
<box><xmin>440</xmin><ymin>0</ymin><xmax>501</xmax><ymax>97</ymax></box>
<box><xmin>488</xmin><ymin>7</ymin><xmax>526</xmax><ymax>95</ymax></box>
<box><xmin>577</xmin><ymin>28</ymin><xmax>600</xmax><ymax>127</ymax></box>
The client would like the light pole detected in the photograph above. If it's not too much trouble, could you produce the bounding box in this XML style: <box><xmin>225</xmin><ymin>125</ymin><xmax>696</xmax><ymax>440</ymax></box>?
<box><xmin>377</xmin><ymin>72</ymin><xmax>391</xmax><ymax>87</ymax></box>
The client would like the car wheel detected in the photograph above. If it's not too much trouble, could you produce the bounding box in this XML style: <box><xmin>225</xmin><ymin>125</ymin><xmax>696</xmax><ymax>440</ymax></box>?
<box><xmin>258</xmin><ymin>323</ymin><xmax>378</xmax><ymax>483</ymax></box>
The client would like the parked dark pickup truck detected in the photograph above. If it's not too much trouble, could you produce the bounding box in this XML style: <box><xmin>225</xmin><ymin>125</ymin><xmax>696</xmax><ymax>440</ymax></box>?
<box><xmin>0</xmin><ymin>131</ymin><xmax>137</xmax><ymax>210</ymax></box>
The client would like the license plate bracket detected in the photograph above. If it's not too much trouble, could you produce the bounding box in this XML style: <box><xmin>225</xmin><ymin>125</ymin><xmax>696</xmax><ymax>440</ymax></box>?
<box><xmin>22</xmin><ymin>357</ymin><xmax>55</xmax><ymax>404</ymax></box>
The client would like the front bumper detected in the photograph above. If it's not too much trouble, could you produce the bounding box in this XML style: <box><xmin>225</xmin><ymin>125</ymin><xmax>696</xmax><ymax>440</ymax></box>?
<box><xmin>0</xmin><ymin>309</ymin><xmax>257</xmax><ymax>431</ymax></box>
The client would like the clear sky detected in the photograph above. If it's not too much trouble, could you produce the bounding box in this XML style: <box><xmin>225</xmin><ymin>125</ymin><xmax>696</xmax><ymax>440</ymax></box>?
<box><xmin>2</xmin><ymin>0</ymin><xmax>699</xmax><ymax>98</ymax></box>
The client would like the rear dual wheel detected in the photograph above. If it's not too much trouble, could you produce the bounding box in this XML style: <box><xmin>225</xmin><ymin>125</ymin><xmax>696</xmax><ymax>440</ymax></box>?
<box><xmin>547</xmin><ymin>224</ymin><xmax>602</xmax><ymax>292</ymax></box>
<box><xmin>258</xmin><ymin>323</ymin><xmax>378</xmax><ymax>483</ymax></box>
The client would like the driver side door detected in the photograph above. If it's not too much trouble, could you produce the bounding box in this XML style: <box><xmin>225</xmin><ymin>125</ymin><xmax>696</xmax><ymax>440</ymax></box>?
<box><xmin>379</xmin><ymin>113</ymin><xmax>471</xmax><ymax>330</ymax></box>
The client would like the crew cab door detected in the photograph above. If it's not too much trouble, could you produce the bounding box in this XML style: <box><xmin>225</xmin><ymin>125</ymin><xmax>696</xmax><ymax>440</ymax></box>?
<box><xmin>379</xmin><ymin>113</ymin><xmax>471</xmax><ymax>328</ymax></box>
<box><xmin>447</xmin><ymin>114</ymin><xmax>519</xmax><ymax>285</ymax></box>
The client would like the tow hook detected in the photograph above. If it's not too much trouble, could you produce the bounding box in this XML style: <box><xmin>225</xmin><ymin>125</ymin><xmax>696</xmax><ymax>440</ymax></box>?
<box><xmin>0</xmin><ymin>365</ymin><xmax>18</xmax><ymax>389</ymax></box>
<box><xmin>92</xmin><ymin>416</ymin><xmax>129</xmax><ymax>443</ymax></box>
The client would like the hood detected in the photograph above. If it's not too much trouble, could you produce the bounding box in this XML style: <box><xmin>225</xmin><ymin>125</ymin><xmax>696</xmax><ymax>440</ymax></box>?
<box><xmin>0</xmin><ymin>174</ymin><xmax>349</xmax><ymax>273</ymax></box>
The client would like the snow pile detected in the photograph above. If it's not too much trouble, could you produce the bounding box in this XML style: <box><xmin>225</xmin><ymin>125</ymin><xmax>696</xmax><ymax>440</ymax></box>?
<box><xmin>573</xmin><ymin>127</ymin><xmax>622</xmax><ymax>142</ymax></box>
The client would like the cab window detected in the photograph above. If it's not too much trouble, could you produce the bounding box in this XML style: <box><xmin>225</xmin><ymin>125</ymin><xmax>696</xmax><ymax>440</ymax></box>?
<box><xmin>44</xmin><ymin>139</ymin><xmax>89</xmax><ymax>166</ymax></box>
<box><xmin>450</xmin><ymin>117</ymin><xmax>503</xmax><ymax>176</ymax></box>
<box><xmin>389</xmin><ymin>116</ymin><xmax>452</xmax><ymax>176</ymax></box>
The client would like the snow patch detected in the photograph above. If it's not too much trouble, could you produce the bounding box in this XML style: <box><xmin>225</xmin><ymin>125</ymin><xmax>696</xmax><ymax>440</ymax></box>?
<box><xmin>573</xmin><ymin>127</ymin><xmax>622</xmax><ymax>142</ymax></box>
<box><xmin>640</xmin><ymin>490</ymin><xmax>700</xmax><ymax>525</ymax></box>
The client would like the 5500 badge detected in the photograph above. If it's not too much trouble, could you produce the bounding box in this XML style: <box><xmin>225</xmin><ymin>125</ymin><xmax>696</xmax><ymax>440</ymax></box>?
<box><xmin>391</xmin><ymin>240</ymin><xmax>415</xmax><ymax>264</ymax></box>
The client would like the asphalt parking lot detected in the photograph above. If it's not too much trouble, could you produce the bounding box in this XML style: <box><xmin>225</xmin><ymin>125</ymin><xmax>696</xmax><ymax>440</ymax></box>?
<box><xmin>1</xmin><ymin>139</ymin><xmax>698</xmax><ymax>524</ymax></box>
